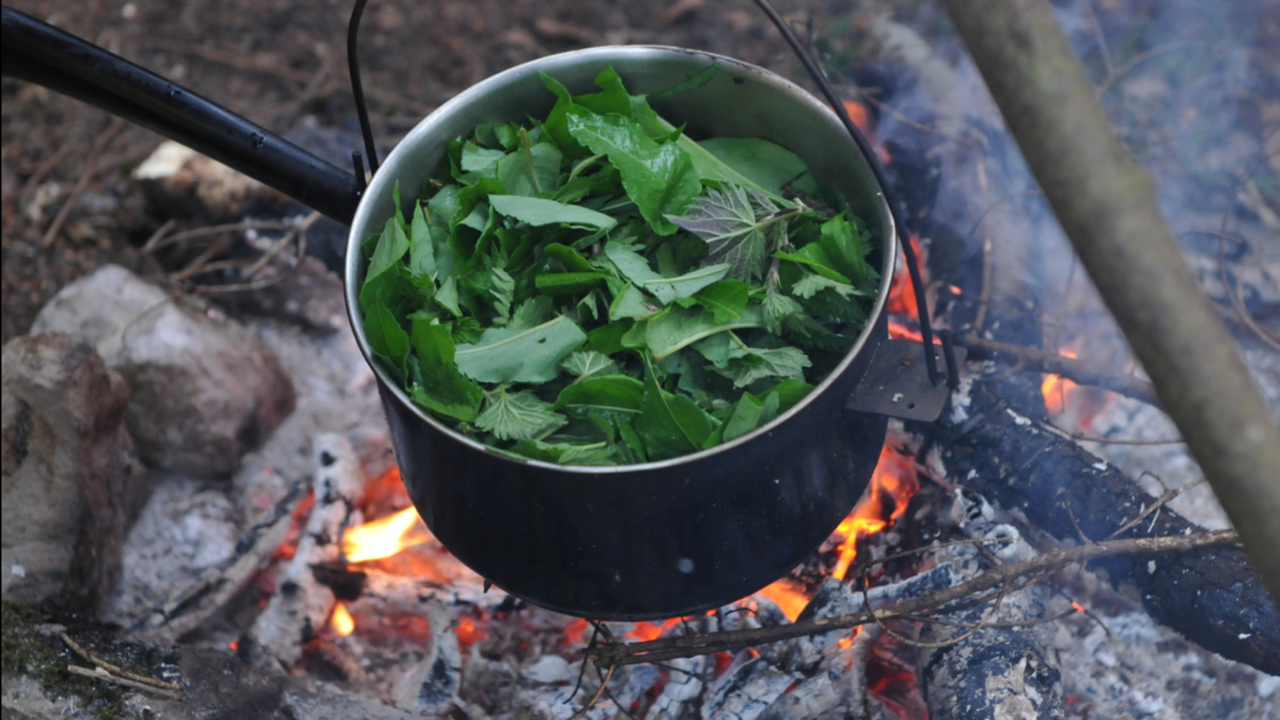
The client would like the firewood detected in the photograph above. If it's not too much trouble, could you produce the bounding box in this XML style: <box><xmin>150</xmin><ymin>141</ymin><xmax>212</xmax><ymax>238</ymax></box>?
<box><xmin>242</xmin><ymin>433</ymin><xmax>364</xmax><ymax>670</ymax></box>
<box><xmin>918</xmin><ymin>378</ymin><xmax>1280</xmax><ymax>675</ymax></box>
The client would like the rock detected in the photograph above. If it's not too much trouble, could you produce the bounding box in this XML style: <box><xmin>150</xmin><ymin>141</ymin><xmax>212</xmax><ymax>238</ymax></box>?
<box><xmin>132</xmin><ymin>141</ymin><xmax>286</xmax><ymax>221</ymax></box>
<box><xmin>1</xmin><ymin>333</ymin><xmax>145</xmax><ymax>613</ymax></box>
<box><xmin>31</xmin><ymin>265</ymin><xmax>296</xmax><ymax>477</ymax></box>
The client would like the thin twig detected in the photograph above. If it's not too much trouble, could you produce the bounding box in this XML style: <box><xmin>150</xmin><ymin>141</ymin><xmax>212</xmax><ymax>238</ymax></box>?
<box><xmin>41</xmin><ymin>118</ymin><xmax>124</xmax><ymax>247</ymax></box>
<box><xmin>589</xmin><ymin>531</ymin><xmax>1237</xmax><ymax>667</ymax></box>
<box><xmin>960</xmin><ymin>333</ymin><xmax>1159</xmax><ymax>406</ymax></box>
<box><xmin>1108</xmin><ymin>478</ymin><xmax>1208</xmax><ymax>539</ymax></box>
<box><xmin>567</xmin><ymin>664</ymin><xmax>616</xmax><ymax>720</ymax></box>
<box><xmin>65</xmin><ymin>665</ymin><xmax>183</xmax><ymax>700</ymax></box>
<box><xmin>61</xmin><ymin>633</ymin><xmax>182</xmax><ymax>692</ymax></box>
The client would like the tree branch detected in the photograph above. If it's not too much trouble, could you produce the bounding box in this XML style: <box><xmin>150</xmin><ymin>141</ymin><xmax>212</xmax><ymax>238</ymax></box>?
<box><xmin>589</xmin><ymin>531</ymin><xmax>1237</xmax><ymax>668</ymax></box>
<box><xmin>937</xmin><ymin>0</ymin><xmax>1280</xmax><ymax>602</ymax></box>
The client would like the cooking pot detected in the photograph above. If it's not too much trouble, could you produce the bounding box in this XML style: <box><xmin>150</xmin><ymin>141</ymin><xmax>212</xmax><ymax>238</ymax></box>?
<box><xmin>3</xmin><ymin>6</ymin><xmax>950</xmax><ymax>619</ymax></box>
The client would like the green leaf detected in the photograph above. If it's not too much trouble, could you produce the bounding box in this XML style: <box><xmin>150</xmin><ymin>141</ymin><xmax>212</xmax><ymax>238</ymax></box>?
<box><xmin>677</xmin><ymin>279</ymin><xmax>750</xmax><ymax>322</ymax></box>
<box><xmin>460</xmin><ymin>141</ymin><xmax>505</xmax><ymax>174</ymax></box>
<box><xmin>496</xmin><ymin>141</ymin><xmax>563</xmax><ymax>197</ymax></box>
<box><xmin>762</xmin><ymin>287</ymin><xmax>804</xmax><ymax>334</ymax></box>
<box><xmin>715</xmin><ymin>345</ymin><xmax>812</xmax><ymax>388</ymax></box>
<box><xmin>644</xmin><ymin>304</ymin><xmax>765</xmax><ymax>361</ymax></box>
<box><xmin>637</xmin><ymin>355</ymin><xmax>718</xmax><ymax>460</ymax></box>
<box><xmin>791</xmin><ymin>272</ymin><xmax>860</xmax><ymax>300</ymax></box>
<box><xmin>489</xmin><ymin>265</ymin><xmax>515</xmax><ymax>322</ymax></box>
<box><xmin>434</xmin><ymin>274</ymin><xmax>463</xmax><ymax>318</ymax></box>
<box><xmin>506</xmin><ymin>439</ymin><xmax>616</xmax><ymax>465</ymax></box>
<box><xmin>476</xmin><ymin>387</ymin><xmax>567</xmax><ymax>441</ymax></box>
<box><xmin>666</xmin><ymin>185</ymin><xmax>794</xmax><ymax>283</ymax></box>
<box><xmin>817</xmin><ymin>211</ymin><xmax>874</xmax><ymax>283</ymax></box>
<box><xmin>697</xmin><ymin>137</ymin><xmax>808</xmax><ymax>195</ymax></box>
<box><xmin>364</xmin><ymin>303</ymin><xmax>409</xmax><ymax>371</ymax></box>
<box><xmin>561</xmin><ymin>350</ymin><xmax>620</xmax><ymax>382</ymax></box>
<box><xmin>509</xmin><ymin>296</ymin><xmax>554</xmax><ymax>331</ymax></box>
<box><xmin>409</xmin><ymin>319</ymin><xmax>483</xmax><ymax>422</ymax></box>
<box><xmin>641</xmin><ymin>264</ymin><xmax>730</xmax><ymax>305</ymax></box>
<box><xmin>555</xmin><ymin>375</ymin><xmax>645</xmax><ymax>421</ymax></box>
<box><xmin>774</xmin><ymin>245</ymin><xmax>852</xmax><ymax>284</ymax></box>
<box><xmin>587</xmin><ymin>322</ymin><xmax>630</xmax><ymax>355</ymax></box>
<box><xmin>488</xmin><ymin>194</ymin><xmax>617</xmax><ymax>230</ymax></box>
<box><xmin>362</xmin><ymin>215</ymin><xmax>409</xmax><ymax>297</ymax></box>
<box><xmin>574</xmin><ymin>66</ymin><xmax>635</xmax><ymax>117</ymax></box>
<box><xmin>455</xmin><ymin>316</ymin><xmax>587</xmax><ymax>383</ymax></box>
<box><xmin>760</xmin><ymin>378</ymin><xmax>815</xmax><ymax>413</ymax></box>
<box><xmin>566</xmin><ymin>112</ymin><xmax>701</xmax><ymax>235</ymax></box>
<box><xmin>722</xmin><ymin>393</ymin><xmax>765</xmax><ymax>443</ymax></box>
<box><xmin>608</xmin><ymin>284</ymin><xmax>661</xmax><ymax>321</ymax></box>
<box><xmin>408</xmin><ymin>203</ymin><xmax>437</xmax><ymax>283</ymax></box>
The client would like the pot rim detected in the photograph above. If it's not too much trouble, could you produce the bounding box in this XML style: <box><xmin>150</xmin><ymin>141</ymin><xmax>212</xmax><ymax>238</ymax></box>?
<box><xmin>343</xmin><ymin>45</ymin><xmax>897</xmax><ymax>474</ymax></box>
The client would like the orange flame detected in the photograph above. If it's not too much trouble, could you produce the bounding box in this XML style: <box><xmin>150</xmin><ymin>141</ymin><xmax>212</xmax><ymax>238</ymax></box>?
<box><xmin>887</xmin><ymin>235</ymin><xmax>926</xmax><ymax>321</ymax></box>
<box><xmin>343</xmin><ymin>506</ymin><xmax>431</xmax><ymax>562</ymax></box>
<box><xmin>832</xmin><ymin>446</ymin><xmax>919</xmax><ymax>581</ymax></box>
<box><xmin>331</xmin><ymin>602</ymin><xmax>355</xmax><ymax>636</ymax></box>
<box><xmin>1040</xmin><ymin>349</ymin><xmax>1080</xmax><ymax>416</ymax></box>
<box><xmin>759</xmin><ymin>578</ymin><xmax>812</xmax><ymax>622</ymax></box>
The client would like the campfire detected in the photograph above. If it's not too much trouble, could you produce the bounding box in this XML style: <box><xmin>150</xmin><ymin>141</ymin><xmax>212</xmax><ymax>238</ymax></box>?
<box><xmin>2</xmin><ymin>1</ymin><xmax>1277</xmax><ymax>719</ymax></box>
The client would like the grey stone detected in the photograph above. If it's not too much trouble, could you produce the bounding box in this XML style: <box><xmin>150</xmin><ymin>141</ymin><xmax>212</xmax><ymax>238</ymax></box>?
<box><xmin>31</xmin><ymin>265</ymin><xmax>296</xmax><ymax>477</ymax></box>
<box><xmin>1</xmin><ymin>333</ymin><xmax>145</xmax><ymax>613</ymax></box>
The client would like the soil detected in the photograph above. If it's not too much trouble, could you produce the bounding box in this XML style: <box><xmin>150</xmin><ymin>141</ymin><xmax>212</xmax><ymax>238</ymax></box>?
<box><xmin>1</xmin><ymin>0</ymin><xmax>836</xmax><ymax>344</ymax></box>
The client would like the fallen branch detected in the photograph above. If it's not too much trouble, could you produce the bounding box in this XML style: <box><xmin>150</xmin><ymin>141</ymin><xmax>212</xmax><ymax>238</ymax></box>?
<box><xmin>589</xmin><ymin>531</ymin><xmax>1236</xmax><ymax>668</ymax></box>
<box><xmin>959</xmin><ymin>333</ymin><xmax>1158</xmax><ymax>406</ymax></box>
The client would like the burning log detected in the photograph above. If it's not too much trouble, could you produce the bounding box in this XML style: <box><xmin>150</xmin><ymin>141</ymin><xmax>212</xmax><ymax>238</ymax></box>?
<box><xmin>915</xmin><ymin>491</ymin><xmax>1064</xmax><ymax>720</ymax></box>
<box><xmin>919</xmin><ymin>378</ymin><xmax>1280</xmax><ymax>675</ymax></box>
<box><xmin>390</xmin><ymin>598</ymin><xmax>462</xmax><ymax>714</ymax></box>
<box><xmin>242</xmin><ymin>433</ymin><xmax>364</xmax><ymax>670</ymax></box>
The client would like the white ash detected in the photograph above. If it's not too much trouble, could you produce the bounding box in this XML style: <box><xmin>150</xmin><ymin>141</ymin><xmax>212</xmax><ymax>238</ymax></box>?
<box><xmin>105</xmin><ymin>474</ymin><xmax>240</xmax><ymax>629</ymax></box>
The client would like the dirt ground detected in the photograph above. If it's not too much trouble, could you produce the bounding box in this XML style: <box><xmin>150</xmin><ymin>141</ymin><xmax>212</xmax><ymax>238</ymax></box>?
<box><xmin>1</xmin><ymin>0</ymin><xmax>857</xmax><ymax>343</ymax></box>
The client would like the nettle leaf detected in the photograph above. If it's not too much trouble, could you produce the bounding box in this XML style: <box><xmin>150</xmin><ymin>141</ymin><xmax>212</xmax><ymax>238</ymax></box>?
<box><xmin>476</xmin><ymin>387</ymin><xmax>567</xmax><ymax>441</ymax></box>
<box><xmin>455</xmin><ymin>316</ymin><xmax>587</xmax><ymax>383</ymax></box>
<box><xmin>496</xmin><ymin>140</ymin><xmax>563</xmax><ymax>197</ymax></box>
<box><xmin>715</xmin><ymin>346</ymin><xmax>812</xmax><ymax>388</ymax></box>
<box><xmin>489</xmin><ymin>194</ymin><xmax>616</xmax><ymax>230</ymax></box>
<box><xmin>818</xmin><ymin>211</ymin><xmax>874</xmax><ymax>283</ymax></box>
<box><xmin>566</xmin><ymin>112</ymin><xmax>701</xmax><ymax>235</ymax></box>
<box><xmin>762</xmin><ymin>288</ymin><xmax>804</xmax><ymax>334</ymax></box>
<box><xmin>489</xmin><ymin>265</ymin><xmax>515</xmax><ymax>323</ymax></box>
<box><xmin>666</xmin><ymin>185</ymin><xmax>794</xmax><ymax>284</ymax></box>
<box><xmin>509</xmin><ymin>296</ymin><xmax>554</xmax><ymax>331</ymax></box>
<box><xmin>791</xmin><ymin>272</ymin><xmax>860</xmax><ymax>300</ymax></box>
<box><xmin>561</xmin><ymin>350</ymin><xmax>619</xmax><ymax>382</ymax></box>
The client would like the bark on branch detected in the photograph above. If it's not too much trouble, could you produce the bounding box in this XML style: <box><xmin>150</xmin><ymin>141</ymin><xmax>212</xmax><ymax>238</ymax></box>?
<box><xmin>937</xmin><ymin>0</ymin><xmax>1280</xmax><ymax>601</ymax></box>
<box><xmin>589</xmin><ymin>531</ymin><xmax>1237</xmax><ymax>668</ymax></box>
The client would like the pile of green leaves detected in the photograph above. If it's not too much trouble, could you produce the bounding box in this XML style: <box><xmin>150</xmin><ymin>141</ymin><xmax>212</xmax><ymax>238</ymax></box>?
<box><xmin>358</xmin><ymin>67</ymin><xmax>878</xmax><ymax>465</ymax></box>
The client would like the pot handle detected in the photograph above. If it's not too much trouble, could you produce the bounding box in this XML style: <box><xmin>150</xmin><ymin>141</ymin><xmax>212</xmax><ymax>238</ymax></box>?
<box><xmin>1</xmin><ymin>6</ymin><xmax>362</xmax><ymax>225</ymax></box>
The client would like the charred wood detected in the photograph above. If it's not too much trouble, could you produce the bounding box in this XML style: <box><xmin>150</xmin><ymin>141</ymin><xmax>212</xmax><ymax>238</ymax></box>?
<box><xmin>919</xmin><ymin>378</ymin><xmax>1280</xmax><ymax>674</ymax></box>
<box><xmin>916</xmin><ymin>491</ymin><xmax>1064</xmax><ymax>720</ymax></box>
<box><xmin>242</xmin><ymin>433</ymin><xmax>364</xmax><ymax>670</ymax></box>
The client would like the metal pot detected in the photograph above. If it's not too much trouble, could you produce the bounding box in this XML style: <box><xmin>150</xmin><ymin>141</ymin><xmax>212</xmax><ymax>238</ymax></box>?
<box><xmin>4</xmin><ymin>8</ymin><xmax>925</xmax><ymax>620</ymax></box>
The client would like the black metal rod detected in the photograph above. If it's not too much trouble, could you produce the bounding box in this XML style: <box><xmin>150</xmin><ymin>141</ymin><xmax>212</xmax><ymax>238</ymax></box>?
<box><xmin>1</xmin><ymin>6</ymin><xmax>361</xmax><ymax>225</ymax></box>
<box><xmin>347</xmin><ymin>0</ymin><xmax>380</xmax><ymax>174</ymax></box>
<box><xmin>750</xmin><ymin>0</ymin><xmax>945</xmax><ymax>386</ymax></box>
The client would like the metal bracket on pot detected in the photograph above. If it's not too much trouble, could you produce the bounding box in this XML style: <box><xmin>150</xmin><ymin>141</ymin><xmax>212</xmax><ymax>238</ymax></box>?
<box><xmin>846</xmin><ymin>340</ymin><xmax>967</xmax><ymax>422</ymax></box>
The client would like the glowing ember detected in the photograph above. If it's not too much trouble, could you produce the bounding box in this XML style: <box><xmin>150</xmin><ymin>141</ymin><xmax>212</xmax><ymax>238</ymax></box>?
<box><xmin>343</xmin><ymin>506</ymin><xmax>430</xmax><ymax>562</ymax></box>
<box><xmin>331</xmin><ymin>602</ymin><xmax>355</xmax><ymax>636</ymax></box>
<box><xmin>831</xmin><ymin>446</ymin><xmax>920</xmax><ymax>581</ymax></box>
<box><xmin>1072</xmin><ymin>601</ymin><xmax>1087</xmax><ymax>614</ymax></box>
<box><xmin>456</xmin><ymin>616</ymin><xmax>486</xmax><ymax>646</ymax></box>
<box><xmin>759</xmin><ymin>578</ymin><xmax>811</xmax><ymax>622</ymax></box>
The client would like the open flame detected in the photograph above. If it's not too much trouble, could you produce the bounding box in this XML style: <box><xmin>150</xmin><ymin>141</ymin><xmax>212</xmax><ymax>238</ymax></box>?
<box><xmin>832</xmin><ymin>446</ymin><xmax>919</xmax><ymax>581</ymax></box>
<box><xmin>330</xmin><ymin>602</ymin><xmax>355</xmax><ymax>636</ymax></box>
<box><xmin>342</xmin><ymin>505</ymin><xmax>429</xmax><ymax>562</ymax></box>
<box><xmin>1040</xmin><ymin>349</ymin><xmax>1081</xmax><ymax>417</ymax></box>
